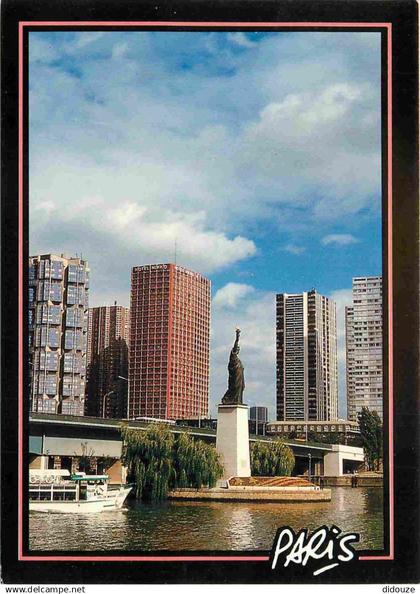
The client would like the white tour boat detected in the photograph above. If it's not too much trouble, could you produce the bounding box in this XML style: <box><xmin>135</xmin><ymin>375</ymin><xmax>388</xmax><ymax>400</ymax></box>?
<box><xmin>29</xmin><ymin>469</ymin><xmax>133</xmax><ymax>513</ymax></box>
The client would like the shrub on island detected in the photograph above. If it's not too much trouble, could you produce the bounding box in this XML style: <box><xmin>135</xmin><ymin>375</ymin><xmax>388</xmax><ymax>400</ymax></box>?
<box><xmin>250</xmin><ymin>440</ymin><xmax>295</xmax><ymax>477</ymax></box>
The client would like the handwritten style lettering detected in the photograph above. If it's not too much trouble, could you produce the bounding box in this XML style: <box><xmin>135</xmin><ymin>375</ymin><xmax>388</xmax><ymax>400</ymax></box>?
<box><xmin>271</xmin><ymin>525</ymin><xmax>359</xmax><ymax>576</ymax></box>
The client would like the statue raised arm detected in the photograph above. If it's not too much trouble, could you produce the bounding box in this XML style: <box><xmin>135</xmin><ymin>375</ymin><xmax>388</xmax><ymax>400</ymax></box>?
<box><xmin>222</xmin><ymin>328</ymin><xmax>245</xmax><ymax>405</ymax></box>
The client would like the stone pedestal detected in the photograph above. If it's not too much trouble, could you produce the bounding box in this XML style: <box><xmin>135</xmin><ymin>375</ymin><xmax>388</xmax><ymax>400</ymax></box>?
<box><xmin>216</xmin><ymin>404</ymin><xmax>251</xmax><ymax>479</ymax></box>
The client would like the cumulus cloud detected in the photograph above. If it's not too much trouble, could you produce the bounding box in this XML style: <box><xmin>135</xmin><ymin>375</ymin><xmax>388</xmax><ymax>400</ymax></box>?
<box><xmin>213</xmin><ymin>282</ymin><xmax>255</xmax><ymax>308</ymax></box>
<box><xmin>240</xmin><ymin>82</ymin><xmax>380</xmax><ymax>220</ymax></box>
<box><xmin>322</xmin><ymin>234</ymin><xmax>359</xmax><ymax>246</ymax></box>
<box><xmin>29</xmin><ymin>32</ymin><xmax>381</xmax><ymax>249</ymax></box>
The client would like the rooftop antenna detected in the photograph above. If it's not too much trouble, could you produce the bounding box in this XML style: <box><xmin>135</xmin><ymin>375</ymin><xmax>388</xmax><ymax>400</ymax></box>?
<box><xmin>174</xmin><ymin>238</ymin><xmax>178</xmax><ymax>265</ymax></box>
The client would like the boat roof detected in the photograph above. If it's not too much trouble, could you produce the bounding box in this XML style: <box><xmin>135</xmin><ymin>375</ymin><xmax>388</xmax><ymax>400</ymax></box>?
<box><xmin>30</xmin><ymin>469</ymin><xmax>71</xmax><ymax>477</ymax></box>
<box><xmin>71</xmin><ymin>474</ymin><xmax>109</xmax><ymax>481</ymax></box>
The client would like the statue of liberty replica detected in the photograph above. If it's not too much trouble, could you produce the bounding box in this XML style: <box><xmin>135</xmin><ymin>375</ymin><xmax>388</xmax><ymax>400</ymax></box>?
<box><xmin>222</xmin><ymin>328</ymin><xmax>245</xmax><ymax>405</ymax></box>
<box><xmin>216</xmin><ymin>327</ymin><xmax>251</xmax><ymax>478</ymax></box>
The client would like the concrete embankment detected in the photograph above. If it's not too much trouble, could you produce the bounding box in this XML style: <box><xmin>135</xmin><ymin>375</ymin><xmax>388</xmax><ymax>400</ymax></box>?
<box><xmin>168</xmin><ymin>487</ymin><xmax>331</xmax><ymax>502</ymax></box>
<box><xmin>309</xmin><ymin>474</ymin><xmax>383</xmax><ymax>487</ymax></box>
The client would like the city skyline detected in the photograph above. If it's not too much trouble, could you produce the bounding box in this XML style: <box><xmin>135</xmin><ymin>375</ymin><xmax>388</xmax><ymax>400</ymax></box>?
<box><xmin>29</xmin><ymin>31</ymin><xmax>382</xmax><ymax>417</ymax></box>
<box><xmin>30</xmin><ymin>254</ymin><xmax>382</xmax><ymax>420</ymax></box>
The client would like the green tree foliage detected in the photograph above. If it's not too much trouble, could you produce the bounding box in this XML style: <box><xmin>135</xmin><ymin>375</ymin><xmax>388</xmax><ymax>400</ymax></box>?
<box><xmin>250</xmin><ymin>440</ymin><xmax>295</xmax><ymax>476</ymax></box>
<box><xmin>307</xmin><ymin>431</ymin><xmax>318</xmax><ymax>443</ymax></box>
<box><xmin>358</xmin><ymin>407</ymin><xmax>383</xmax><ymax>470</ymax></box>
<box><xmin>121</xmin><ymin>424</ymin><xmax>223</xmax><ymax>501</ymax></box>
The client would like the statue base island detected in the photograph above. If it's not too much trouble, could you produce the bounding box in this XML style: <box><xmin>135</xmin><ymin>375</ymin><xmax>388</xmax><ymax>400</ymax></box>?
<box><xmin>216</xmin><ymin>328</ymin><xmax>251</xmax><ymax>479</ymax></box>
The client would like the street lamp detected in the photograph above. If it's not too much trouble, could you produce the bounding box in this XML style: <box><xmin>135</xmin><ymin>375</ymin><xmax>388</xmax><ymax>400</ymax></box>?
<box><xmin>308</xmin><ymin>453</ymin><xmax>312</xmax><ymax>482</ymax></box>
<box><xmin>118</xmin><ymin>375</ymin><xmax>129</xmax><ymax>419</ymax></box>
<box><xmin>102</xmin><ymin>390</ymin><xmax>115</xmax><ymax>419</ymax></box>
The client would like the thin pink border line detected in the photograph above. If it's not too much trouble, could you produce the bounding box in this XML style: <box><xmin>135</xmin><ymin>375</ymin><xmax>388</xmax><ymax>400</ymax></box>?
<box><xmin>19</xmin><ymin>21</ymin><xmax>392</xmax><ymax>27</ymax></box>
<box><xmin>18</xmin><ymin>20</ymin><xmax>393</xmax><ymax>563</ymax></box>
<box><xmin>18</xmin><ymin>20</ymin><xmax>24</xmax><ymax>563</ymax></box>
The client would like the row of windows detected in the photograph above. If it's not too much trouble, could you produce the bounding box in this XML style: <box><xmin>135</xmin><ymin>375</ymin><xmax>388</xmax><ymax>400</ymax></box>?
<box><xmin>30</xmin><ymin>278</ymin><xmax>89</xmax><ymax>304</ymax></box>
<box><xmin>67</xmin><ymin>286</ymin><xmax>87</xmax><ymax>306</ymax></box>
<box><xmin>35</xmin><ymin>327</ymin><xmax>60</xmax><ymax>348</ymax></box>
<box><xmin>30</xmin><ymin>260</ymin><xmax>64</xmax><ymax>281</ymax></box>
<box><xmin>65</xmin><ymin>330</ymin><xmax>87</xmax><ymax>351</ymax></box>
<box><xmin>32</xmin><ymin>397</ymin><xmax>58</xmax><ymax>413</ymax></box>
<box><xmin>66</xmin><ymin>308</ymin><xmax>86</xmax><ymax>328</ymax></box>
<box><xmin>61</xmin><ymin>399</ymin><xmax>85</xmax><ymax>415</ymax></box>
<box><xmin>36</xmin><ymin>304</ymin><xmax>62</xmax><ymax>325</ymax></box>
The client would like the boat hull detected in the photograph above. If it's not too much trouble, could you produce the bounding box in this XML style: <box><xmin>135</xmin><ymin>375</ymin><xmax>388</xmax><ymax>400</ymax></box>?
<box><xmin>29</xmin><ymin>499</ymin><xmax>107</xmax><ymax>514</ymax></box>
<box><xmin>104</xmin><ymin>486</ymin><xmax>132</xmax><ymax>509</ymax></box>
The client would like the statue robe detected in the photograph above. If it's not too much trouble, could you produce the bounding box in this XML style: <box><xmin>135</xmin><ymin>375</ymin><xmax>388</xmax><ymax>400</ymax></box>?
<box><xmin>222</xmin><ymin>339</ymin><xmax>245</xmax><ymax>405</ymax></box>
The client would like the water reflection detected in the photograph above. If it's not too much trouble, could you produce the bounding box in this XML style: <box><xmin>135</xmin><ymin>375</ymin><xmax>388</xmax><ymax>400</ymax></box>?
<box><xmin>335</xmin><ymin>486</ymin><xmax>348</xmax><ymax>512</ymax></box>
<box><xmin>29</xmin><ymin>487</ymin><xmax>383</xmax><ymax>552</ymax></box>
<box><xmin>226</xmin><ymin>507</ymin><xmax>256</xmax><ymax>549</ymax></box>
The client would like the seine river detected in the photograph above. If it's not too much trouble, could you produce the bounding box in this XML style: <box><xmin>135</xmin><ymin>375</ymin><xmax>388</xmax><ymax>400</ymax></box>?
<box><xmin>29</xmin><ymin>487</ymin><xmax>383</xmax><ymax>552</ymax></box>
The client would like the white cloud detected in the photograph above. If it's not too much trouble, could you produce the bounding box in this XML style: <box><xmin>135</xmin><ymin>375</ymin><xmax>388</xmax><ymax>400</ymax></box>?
<box><xmin>227</xmin><ymin>32</ymin><xmax>257</xmax><ymax>49</ymax></box>
<box><xmin>240</xmin><ymin>82</ymin><xmax>380</xmax><ymax>220</ymax></box>
<box><xmin>322</xmin><ymin>234</ymin><xmax>359</xmax><ymax>246</ymax></box>
<box><xmin>64</xmin><ymin>32</ymin><xmax>105</xmax><ymax>52</ymax></box>
<box><xmin>29</xmin><ymin>33</ymin><xmax>381</xmax><ymax>231</ymax></box>
<box><xmin>213</xmin><ymin>282</ymin><xmax>255</xmax><ymax>309</ymax></box>
<box><xmin>283</xmin><ymin>244</ymin><xmax>306</xmax><ymax>255</ymax></box>
<box><xmin>111</xmin><ymin>42</ymin><xmax>129</xmax><ymax>60</ymax></box>
<box><xmin>30</xmin><ymin>192</ymin><xmax>256</xmax><ymax>276</ymax></box>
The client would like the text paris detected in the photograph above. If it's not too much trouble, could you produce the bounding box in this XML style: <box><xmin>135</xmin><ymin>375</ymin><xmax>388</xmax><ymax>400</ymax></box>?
<box><xmin>271</xmin><ymin>525</ymin><xmax>359</xmax><ymax>576</ymax></box>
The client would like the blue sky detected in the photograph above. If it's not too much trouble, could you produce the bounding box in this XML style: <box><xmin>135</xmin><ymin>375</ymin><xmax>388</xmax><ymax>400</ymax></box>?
<box><xmin>29</xmin><ymin>31</ymin><xmax>382</xmax><ymax>418</ymax></box>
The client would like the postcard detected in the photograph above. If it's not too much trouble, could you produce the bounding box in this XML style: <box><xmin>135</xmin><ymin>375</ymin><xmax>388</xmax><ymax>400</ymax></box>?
<box><xmin>1</xmin><ymin>0</ymin><xmax>419</xmax><ymax>586</ymax></box>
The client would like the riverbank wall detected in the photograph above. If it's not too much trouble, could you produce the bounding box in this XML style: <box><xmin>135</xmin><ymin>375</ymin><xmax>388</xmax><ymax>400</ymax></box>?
<box><xmin>168</xmin><ymin>487</ymin><xmax>331</xmax><ymax>502</ymax></box>
<box><xmin>306</xmin><ymin>474</ymin><xmax>383</xmax><ymax>487</ymax></box>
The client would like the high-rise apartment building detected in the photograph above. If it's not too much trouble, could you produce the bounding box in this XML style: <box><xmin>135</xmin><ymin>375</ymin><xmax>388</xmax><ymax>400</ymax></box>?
<box><xmin>276</xmin><ymin>290</ymin><xmax>338</xmax><ymax>421</ymax></box>
<box><xmin>29</xmin><ymin>254</ymin><xmax>89</xmax><ymax>415</ymax></box>
<box><xmin>85</xmin><ymin>304</ymin><xmax>130</xmax><ymax>419</ymax></box>
<box><xmin>345</xmin><ymin>276</ymin><xmax>383</xmax><ymax>421</ymax></box>
<box><xmin>129</xmin><ymin>263</ymin><xmax>210</xmax><ymax>420</ymax></box>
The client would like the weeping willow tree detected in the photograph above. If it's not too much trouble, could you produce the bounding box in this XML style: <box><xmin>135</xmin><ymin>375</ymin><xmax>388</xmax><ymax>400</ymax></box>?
<box><xmin>250</xmin><ymin>440</ymin><xmax>295</xmax><ymax>476</ymax></box>
<box><xmin>173</xmin><ymin>431</ymin><xmax>224</xmax><ymax>490</ymax></box>
<box><xmin>121</xmin><ymin>424</ymin><xmax>223</xmax><ymax>501</ymax></box>
<box><xmin>121</xmin><ymin>423</ymin><xmax>174</xmax><ymax>501</ymax></box>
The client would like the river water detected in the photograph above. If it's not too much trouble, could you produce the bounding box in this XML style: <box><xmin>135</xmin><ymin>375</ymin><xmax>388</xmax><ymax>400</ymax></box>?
<box><xmin>29</xmin><ymin>487</ymin><xmax>383</xmax><ymax>552</ymax></box>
